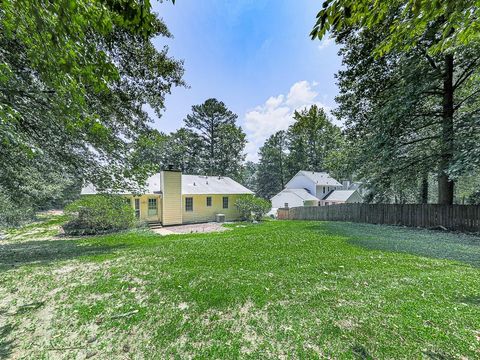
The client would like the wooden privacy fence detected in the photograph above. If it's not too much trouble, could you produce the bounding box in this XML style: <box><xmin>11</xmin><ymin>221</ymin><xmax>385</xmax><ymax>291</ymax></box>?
<box><xmin>277</xmin><ymin>204</ymin><xmax>480</xmax><ymax>232</ymax></box>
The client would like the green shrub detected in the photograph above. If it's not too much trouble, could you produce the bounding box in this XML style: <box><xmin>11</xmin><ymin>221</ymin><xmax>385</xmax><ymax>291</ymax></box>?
<box><xmin>63</xmin><ymin>195</ymin><xmax>136</xmax><ymax>235</ymax></box>
<box><xmin>235</xmin><ymin>195</ymin><xmax>271</xmax><ymax>221</ymax></box>
<box><xmin>467</xmin><ymin>190</ymin><xmax>480</xmax><ymax>204</ymax></box>
<box><xmin>0</xmin><ymin>191</ymin><xmax>34</xmax><ymax>228</ymax></box>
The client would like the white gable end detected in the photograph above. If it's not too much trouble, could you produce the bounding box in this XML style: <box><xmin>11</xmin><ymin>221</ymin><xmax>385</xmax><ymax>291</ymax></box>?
<box><xmin>285</xmin><ymin>171</ymin><xmax>343</xmax><ymax>197</ymax></box>
<box><xmin>284</xmin><ymin>174</ymin><xmax>316</xmax><ymax>195</ymax></box>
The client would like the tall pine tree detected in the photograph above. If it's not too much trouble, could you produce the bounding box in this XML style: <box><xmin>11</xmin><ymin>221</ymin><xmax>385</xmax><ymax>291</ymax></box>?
<box><xmin>184</xmin><ymin>99</ymin><xmax>246</xmax><ymax>177</ymax></box>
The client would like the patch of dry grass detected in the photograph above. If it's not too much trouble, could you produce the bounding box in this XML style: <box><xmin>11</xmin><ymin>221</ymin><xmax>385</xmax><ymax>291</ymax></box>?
<box><xmin>0</xmin><ymin>217</ymin><xmax>479</xmax><ymax>359</ymax></box>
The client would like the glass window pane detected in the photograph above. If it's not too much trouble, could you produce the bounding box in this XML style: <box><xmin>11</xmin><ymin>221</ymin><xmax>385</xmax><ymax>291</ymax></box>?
<box><xmin>222</xmin><ymin>197</ymin><xmax>228</xmax><ymax>209</ymax></box>
<box><xmin>134</xmin><ymin>199</ymin><xmax>140</xmax><ymax>218</ymax></box>
<box><xmin>185</xmin><ymin>197</ymin><xmax>193</xmax><ymax>212</ymax></box>
<box><xmin>148</xmin><ymin>198</ymin><xmax>157</xmax><ymax>216</ymax></box>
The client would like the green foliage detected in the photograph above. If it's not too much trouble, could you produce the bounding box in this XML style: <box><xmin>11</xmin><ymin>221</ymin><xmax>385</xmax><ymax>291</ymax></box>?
<box><xmin>467</xmin><ymin>191</ymin><xmax>480</xmax><ymax>205</ymax></box>
<box><xmin>311</xmin><ymin>0</ymin><xmax>480</xmax><ymax>55</ymax></box>
<box><xmin>129</xmin><ymin>129</ymin><xmax>170</xmax><ymax>174</ymax></box>
<box><xmin>63</xmin><ymin>195</ymin><xmax>136</xmax><ymax>235</ymax></box>
<box><xmin>256</xmin><ymin>105</ymin><xmax>347</xmax><ymax>199</ymax></box>
<box><xmin>0</xmin><ymin>192</ymin><xmax>34</xmax><ymax>228</ymax></box>
<box><xmin>238</xmin><ymin>161</ymin><xmax>258</xmax><ymax>194</ymax></box>
<box><xmin>235</xmin><ymin>195</ymin><xmax>271</xmax><ymax>221</ymax></box>
<box><xmin>315</xmin><ymin>2</ymin><xmax>480</xmax><ymax>204</ymax></box>
<box><xmin>257</xmin><ymin>131</ymin><xmax>289</xmax><ymax>199</ymax></box>
<box><xmin>286</xmin><ymin>105</ymin><xmax>344</xmax><ymax>177</ymax></box>
<box><xmin>160</xmin><ymin>128</ymin><xmax>204</xmax><ymax>174</ymax></box>
<box><xmin>0</xmin><ymin>0</ymin><xmax>184</xmax><ymax>222</ymax></box>
<box><xmin>161</xmin><ymin>99</ymin><xmax>247</xmax><ymax>178</ymax></box>
<box><xmin>183</xmin><ymin>98</ymin><xmax>246</xmax><ymax>177</ymax></box>
<box><xmin>0</xmin><ymin>153</ymin><xmax>81</xmax><ymax>225</ymax></box>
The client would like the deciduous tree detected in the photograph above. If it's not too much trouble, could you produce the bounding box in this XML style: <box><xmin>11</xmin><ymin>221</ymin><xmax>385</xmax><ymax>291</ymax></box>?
<box><xmin>0</xmin><ymin>0</ymin><xmax>184</xmax><ymax>222</ymax></box>
<box><xmin>311</xmin><ymin>1</ymin><xmax>480</xmax><ymax>204</ymax></box>
<box><xmin>257</xmin><ymin>131</ymin><xmax>289</xmax><ymax>199</ymax></box>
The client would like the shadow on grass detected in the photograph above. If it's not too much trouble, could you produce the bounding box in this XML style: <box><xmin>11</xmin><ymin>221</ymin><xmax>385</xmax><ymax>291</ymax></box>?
<box><xmin>422</xmin><ymin>350</ymin><xmax>452</xmax><ymax>360</ymax></box>
<box><xmin>352</xmin><ymin>344</ymin><xmax>374</xmax><ymax>359</ymax></box>
<box><xmin>457</xmin><ymin>295</ymin><xmax>480</xmax><ymax>306</ymax></box>
<box><xmin>0</xmin><ymin>238</ymin><xmax>125</xmax><ymax>273</ymax></box>
<box><xmin>0</xmin><ymin>323</ymin><xmax>14</xmax><ymax>359</ymax></box>
<box><xmin>310</xmin><ymin>222</ymin><xmax>480</xmax><ymax>268</ymax></box>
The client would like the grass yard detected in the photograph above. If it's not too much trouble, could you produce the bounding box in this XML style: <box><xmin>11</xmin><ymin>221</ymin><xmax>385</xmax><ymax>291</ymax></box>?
<box><xmin>0</xmin><ymin>217</ymin><xmax>479</xmax><ymax>359</ymax></box>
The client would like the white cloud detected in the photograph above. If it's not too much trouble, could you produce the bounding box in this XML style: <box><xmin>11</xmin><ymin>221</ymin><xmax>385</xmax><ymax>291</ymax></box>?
<box><xmin>318</xmin><ymin>37</ymin><xmax>334</xmax><ymax>51</ymax></box>
<box><xmin>286</xmin><ymin>80</ymin><xmax>318</xmax><ymax>107</ymax></box>
<box><xmin>243</xmin><ymin>81</ymin><xmax>331</xmax><ymax>162</ymax></box>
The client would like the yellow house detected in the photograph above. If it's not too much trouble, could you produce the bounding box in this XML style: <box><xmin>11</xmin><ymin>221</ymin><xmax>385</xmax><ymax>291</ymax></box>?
<box><xmin>81</xmin><ymin>170</ymin><xmax>254</xmax><ymax>225</ymax></box>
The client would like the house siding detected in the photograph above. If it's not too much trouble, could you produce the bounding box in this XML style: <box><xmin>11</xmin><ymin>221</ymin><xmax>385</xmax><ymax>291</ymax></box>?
<box><xmin>182</xmin><ymin>194</ymin><xmax>244</xmax><ymax>223</ymax></box>
<box><xmin>161</xmin><ymin>171</ymin><xmax>183</xmax><ymax>225</ymax></box>
<box><xmin>285</xmin><ymin>176</ymin><xmax>316</xmax><ymax>195</ymax></box>
<box><xmin>315</xmin><ymin>185</ymin><xmax>341</xmax><ymax>199</ymax></box>
<box><xmin>346</xmin><ymin>192</ymin><xmax>363</xmax><ymax>203</ymax></box>
<box><xmin>124</xmin><ymin>195</ymin><xmax>162</xmax><ymax>222</ymax></box>
<box><xmin>272</xmin><ymin>192</ymin><xmax>306</xmax><ymax>208</ymax></box>
<box><xmin>82</xmin><ymin>170</ymin><xmax>253</xmax><ymax>225</ymax></box>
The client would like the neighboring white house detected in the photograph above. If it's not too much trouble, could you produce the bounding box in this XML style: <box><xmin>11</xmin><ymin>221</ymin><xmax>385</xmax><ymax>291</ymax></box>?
<box><xmin>271</xmin><ymin>188</ymin><xmax>320</xmax><ymax>209</ymax></box>
<box><xmin>271</xmin><ymin>171</ymin><xmax>363</xmax><ymax>209</ymax></box>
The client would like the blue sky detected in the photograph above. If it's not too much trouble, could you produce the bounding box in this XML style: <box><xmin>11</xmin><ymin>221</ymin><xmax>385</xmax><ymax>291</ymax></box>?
<box><xmin>152</xmin><ymin>0</ymin><xmax>341</xmax><ymax>161</ymax></box>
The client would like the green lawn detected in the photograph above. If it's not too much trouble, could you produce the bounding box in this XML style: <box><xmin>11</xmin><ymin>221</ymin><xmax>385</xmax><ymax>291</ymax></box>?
<box><xmin>0</xmin><ymin>218</ymin><xmax>479</xmax><ymax>359</ymax></box>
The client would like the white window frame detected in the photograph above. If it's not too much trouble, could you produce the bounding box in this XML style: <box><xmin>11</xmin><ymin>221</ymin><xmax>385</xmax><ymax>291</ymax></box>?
<box><xmin>148</xmin><ymin>198</ymin><xmax>158</xmax><ymax>216</ymax></box>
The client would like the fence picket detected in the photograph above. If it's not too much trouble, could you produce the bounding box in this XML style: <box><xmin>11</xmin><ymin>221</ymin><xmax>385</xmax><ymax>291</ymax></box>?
<box><xmin>277</xmin><ymin>204</ymin><xmax>480</xmax><ymax>232</ymax></box>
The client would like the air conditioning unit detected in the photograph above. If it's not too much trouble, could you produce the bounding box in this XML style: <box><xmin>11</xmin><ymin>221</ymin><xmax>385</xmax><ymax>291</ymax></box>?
<box><xmin>216</xmin><ymin>214</ymin><xmax>226</xmax><ymax>223</ymax></box>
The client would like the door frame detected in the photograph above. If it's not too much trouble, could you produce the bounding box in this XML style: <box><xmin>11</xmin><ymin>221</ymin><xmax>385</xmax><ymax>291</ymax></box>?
<box><xmin>134</xmin><ymin>198</ymin><xmax>141</xmax><ymax>219</ymax></box>
<box><xmin>146</xmin><ymin>197</ymin><xmax>161</xmax><ymax>221</ymax></box>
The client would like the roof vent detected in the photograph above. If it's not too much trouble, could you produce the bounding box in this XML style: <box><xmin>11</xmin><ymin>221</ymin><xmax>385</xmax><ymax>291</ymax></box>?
<box><xmin>193</xmin><ymin>182</ymin><xmax>196</xmax><ymax>186</ymax></box>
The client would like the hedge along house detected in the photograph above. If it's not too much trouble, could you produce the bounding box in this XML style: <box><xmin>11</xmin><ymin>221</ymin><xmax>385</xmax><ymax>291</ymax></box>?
<box><xmin>81</xmin><ymin>170</ymin><xmax>254</xmax><ymax>225</ymax></box>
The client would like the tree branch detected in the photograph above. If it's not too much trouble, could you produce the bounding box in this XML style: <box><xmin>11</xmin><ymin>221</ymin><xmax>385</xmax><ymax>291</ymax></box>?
<box><xmin>453</xmin><ymin>56</ymin><xmax>480</xmax><ymax>90</ymax></box>
<box><xmin>397</xmin><ymin>135</ymin><xmax>440</xmax><ymax>147</ymax></box>
<box><xmin>454</xmin><ymin>88</ymin><xmax>480</xmax><ymax>110</ymax></box>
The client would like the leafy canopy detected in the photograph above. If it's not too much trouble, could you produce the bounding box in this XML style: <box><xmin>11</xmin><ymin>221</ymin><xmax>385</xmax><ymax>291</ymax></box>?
<box><xmin>0</xmin><ymin>0</ymin><xmax>184</xmax><ymax>223</ymax></box>
<box><xmin>311</xmin><ymin>0</ymin><xmax>480</xmax><ymax>54</ymax></box>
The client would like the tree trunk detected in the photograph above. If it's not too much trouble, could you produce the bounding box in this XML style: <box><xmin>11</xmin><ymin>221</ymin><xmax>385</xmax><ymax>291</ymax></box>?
<box><xmin>419</xmin><ymin>172</ymin><xmax>429</xmax><ymax>204</ymax></box>
<box><xmin>438</xmin><ymin>54</ymin><xmax>455</xmax><ymax>205</ymax></box>
<box><xmin>210</xmin><ymin>122</ymin><xmax>215</xmax><ymax>176</ymax></box>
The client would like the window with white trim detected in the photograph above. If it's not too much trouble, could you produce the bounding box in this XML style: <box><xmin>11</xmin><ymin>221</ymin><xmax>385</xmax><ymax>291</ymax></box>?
<box><xmin>148</xmin><ymin>198</ymin><xmax>158</xmax><ymax>216</ymax></box>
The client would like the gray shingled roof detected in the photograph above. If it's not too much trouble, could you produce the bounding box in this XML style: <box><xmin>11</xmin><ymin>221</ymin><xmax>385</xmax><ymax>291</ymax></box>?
<box><xmin>81</xmin><ymin>173</ymin><xmax>253</xmax><ymax>196</ymax></box>
<box><xmin>323</xmin><ymin>190</ymin><xmax>357</xmax><ymax>202</ymax></box>
<box><xmin>182</xmin><ymin>175</ymin><xmax>253</xmax><ymax>195</ymax></box>
<box><xmin>287</xmin><ymin>171</ymin><xmax>343</xmax><ymax>187</ymax></box>
<box><xmin>272</xmin><ymin>188</ymin><xmax>319</xmax><ymax>201</ymax></box>
<box><xmin>299</xmin><ymin>171</ymin><xmax>343</xmax><ymax>186</ymax></box>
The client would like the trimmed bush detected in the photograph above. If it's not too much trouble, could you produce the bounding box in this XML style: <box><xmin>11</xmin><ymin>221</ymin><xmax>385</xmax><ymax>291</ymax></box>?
<box><xmin>235</xmin><ymin>195</ymin><xmax>271</xmax><ymax>221</ymax></box>
<box><xmin>63</xmin><ymin>195</ymin><xmax>136</xmax><ymax>235</ymax></box>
